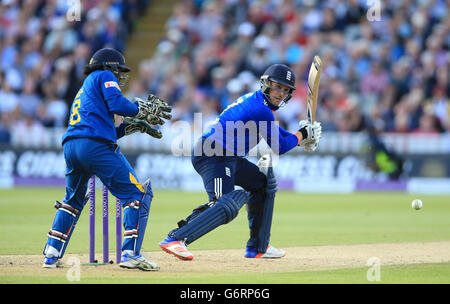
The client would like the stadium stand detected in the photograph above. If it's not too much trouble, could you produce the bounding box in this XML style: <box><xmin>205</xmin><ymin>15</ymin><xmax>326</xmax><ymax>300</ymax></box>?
<box><xmin>128</xmin><ymin>0</ymin><xmax>449</xmax><ymax>135</ymax></box>
<box><xmin>0</xmin><ymin>0</ymin><xmax>449</xmax><ymax>147</ymax></box>
<box><xmin>0</xmin><ymin>0</ymin><xmax>152</xmax><ymax>142</ymax></box>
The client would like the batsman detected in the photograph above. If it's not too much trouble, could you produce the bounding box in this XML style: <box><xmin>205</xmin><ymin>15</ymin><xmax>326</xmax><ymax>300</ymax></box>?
<box><xmin>42</xmin><ymin>48</ymin><xmax>172</xmax><ymax>270</ymax></box>
<box><xmin>159</xmin><ymin>63</ymin><xmax>322</xmax><ymax>260</ymax></box>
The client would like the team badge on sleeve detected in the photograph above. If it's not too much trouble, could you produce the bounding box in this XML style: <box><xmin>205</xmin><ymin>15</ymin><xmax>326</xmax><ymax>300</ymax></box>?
<box><xmin>104</xmin><ymin>81</ymin><xmax>121</xmax><ymax>91</ymax></box>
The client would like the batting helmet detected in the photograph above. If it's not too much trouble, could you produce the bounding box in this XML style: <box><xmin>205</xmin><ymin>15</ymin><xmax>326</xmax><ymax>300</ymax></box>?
<box><xmin>260</xmin><ymin>63</ymin><xmax>296</xmax><ymax>107</ymax></box>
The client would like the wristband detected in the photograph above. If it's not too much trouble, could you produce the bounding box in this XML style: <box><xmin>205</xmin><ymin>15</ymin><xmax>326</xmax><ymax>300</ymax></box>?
<box><xmin>299</xmin><ymin>127</ymin><xmax>308</xmax><ymax>141</ymax></box>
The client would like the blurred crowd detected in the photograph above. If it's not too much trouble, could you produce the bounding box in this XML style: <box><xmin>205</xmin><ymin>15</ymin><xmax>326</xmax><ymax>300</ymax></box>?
<box><xmin>0</xmin><ymin>0</ymin><xmax>449</xmax><ymax>146</ymax></box>
<box><xmin>126</xmin><ymin>0</ymin><xmax>449</xmax><ymax>135</ymax></box>
<box><xmin>0</xmin><ymin>0</ymin><xmax>150</xmax><ymax>143</ymax></box>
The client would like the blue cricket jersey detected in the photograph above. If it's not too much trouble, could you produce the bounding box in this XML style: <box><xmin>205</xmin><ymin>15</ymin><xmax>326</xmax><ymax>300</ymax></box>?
<box><xmin>62</xmin><ymin>70</ymin><xmax>138</xmax><ymax>144</ymax></box>
<box><xmin>203</xmin><ymin>90</ymin><xmax>299</xmax><ymax>156</ymax></box>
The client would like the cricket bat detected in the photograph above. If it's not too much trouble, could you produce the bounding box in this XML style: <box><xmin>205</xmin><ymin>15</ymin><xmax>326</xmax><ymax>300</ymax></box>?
<box><xmin>306</xmin><ymin>55</ymin><xmax>322</xmax><ymax>123</ymax></box>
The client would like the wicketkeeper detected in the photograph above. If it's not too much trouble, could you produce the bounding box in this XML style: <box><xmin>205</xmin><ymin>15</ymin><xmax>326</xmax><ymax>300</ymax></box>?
<box><xmin>42</xmin><ymin>48</ymin><xmax>171</xmax><ymax>271</ymax></box>
<box><xmin>159</xmin><ymin>64</ymin><xmax>321</xmax><ymax>260</ymax></box>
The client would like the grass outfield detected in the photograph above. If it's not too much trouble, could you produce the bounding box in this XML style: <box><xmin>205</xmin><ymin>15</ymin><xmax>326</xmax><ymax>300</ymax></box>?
<box><xmin>2</xmin><ymin>263</ymin><xmax>449</xmax><ymax>284</ymax></box>
<box><xmin>0</xmin><ymin>188</ymin><xmax>449</xmax><ymax>284</ymax></box>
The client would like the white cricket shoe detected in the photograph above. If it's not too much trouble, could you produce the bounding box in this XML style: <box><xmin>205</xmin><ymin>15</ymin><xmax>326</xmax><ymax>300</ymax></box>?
<box><xmin>120</xmin><ymin>253</ymin><xmax>160</xmax><ymax>271</ymax></box>
<box><xmin>245</xmin><ymin>245</ymin><xmax>286</xmax><ymax>258</ymax></box>
<box><xmin>42</xmin><ymin>256</ymin><xmax>64</xmax><ymax>268</ymax></box>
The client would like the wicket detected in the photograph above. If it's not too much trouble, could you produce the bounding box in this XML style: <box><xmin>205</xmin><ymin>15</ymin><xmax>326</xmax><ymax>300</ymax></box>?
<box><xmin>88</xmin><ymin>176</ymin><xmax>122</xmax><ymax>264</ymax></box>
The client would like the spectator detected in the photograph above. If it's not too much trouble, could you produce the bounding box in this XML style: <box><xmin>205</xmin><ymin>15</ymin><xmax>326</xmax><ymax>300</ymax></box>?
<box><xmin>360</xmin><ymin>60</ymin><xmax>390</xmax><ymax>97</ymax></box>
<box><xmin>17</xmin><ymin>75</ymin><xmax>41</xmax><ymax>117</ymax></box>
<box><xmin>37</xmin><ymin>82</ymin><xmax>68</xmax><ymax>128</ymax></box>
<box><xmin>0</xmin><ymin>81</ymin><xmax>19</xmax><ymax>118</ymax></box>
<box><xmin>0</xmin><ymin>0</ymin><xmax>152</xmax><ymax>144</ymax></box>
<box><xmin>0</xmin><ymin>112</ymin><xmax>12</xmax><ymax>143</ymax></box>
<box><xmin>1</xmin><ymin>0</ymin><xmax>449</xmax><ymax>144</ymax></box>
<box><xmin>431</xmin><ymin>87</ymin><xmax>449</xmax><ymax>126</ymax></box>
<box><xmin>414</xmin><ymin>113</ymin><xmax>441</xmax><ymax>134</ymax></box>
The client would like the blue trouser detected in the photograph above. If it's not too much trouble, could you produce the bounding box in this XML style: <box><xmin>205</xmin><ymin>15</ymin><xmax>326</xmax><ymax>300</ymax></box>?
<box><xmin>190</xmin><ymin>152</ymin><xmax>268</xmax><ymax>249</ymax></box>
<box><xmin>44</xmin><ymin>138</ymin><xmax>152</xmax><ymax>257</ymax></box>
<box><xmin>192</xmin><ymin>154</ymin><xmax>266</xmax><ymax>201</ymax></box>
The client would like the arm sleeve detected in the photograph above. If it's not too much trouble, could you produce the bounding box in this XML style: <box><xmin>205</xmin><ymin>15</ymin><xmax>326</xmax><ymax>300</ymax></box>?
<box><xmin>279</xmin><ymin>125</ymin><xmax>301</xmax><ymax>147</ymax></box>
<box><xmin>115</xmin><ymin>122</ymin><xmax>128</xmax><ymax>139</ymax></box>
<box><xmin>278</xmin><ymin>126</ymin><xmax>292</xmax><ymax>137</ymax></box>
<box><xmin>99</xmin><ymin>71</ymin><xmax>139</xmax><ymax>117</ymax></box>
<box><xmin>259</xmin><ymin>110</ymin><xmax>299</xmax><ymax>155</ymax></box>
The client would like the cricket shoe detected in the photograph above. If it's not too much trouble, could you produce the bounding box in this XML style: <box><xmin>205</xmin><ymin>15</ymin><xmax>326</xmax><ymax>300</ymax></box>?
<box><xmin>159</xmin><ymin>236</ymin><xmax>193</xmax><ymax>260</ymax></box>
<box><xmin>120</xmin><ymin>253</ymin><xmax>160</xmax><ymax>271</ymax></box>
<box><xmin>42</xmin><ymin>256</ymin><xmax>64</xmax><ymax>268</ymax></box>
<box><xmin>244</xmin><ymin>245</ymin><xmax>286</xmax><ymax>258</ymax></box>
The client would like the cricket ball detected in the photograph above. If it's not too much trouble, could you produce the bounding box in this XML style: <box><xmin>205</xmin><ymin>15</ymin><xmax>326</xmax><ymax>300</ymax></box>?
<box><xmin>411</xmin><ymin>199</ymin><xmax>423</xmax><ymax>210</ymax></box>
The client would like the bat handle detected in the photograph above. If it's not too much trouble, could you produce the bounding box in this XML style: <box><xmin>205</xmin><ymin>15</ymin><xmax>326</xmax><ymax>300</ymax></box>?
<box><xmin>307</xmin><ymin>103</ymin><xmax>314</xmax><ymax>123</ymax></box>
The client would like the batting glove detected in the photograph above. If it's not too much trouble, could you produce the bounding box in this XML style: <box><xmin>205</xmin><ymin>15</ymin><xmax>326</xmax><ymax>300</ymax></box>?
<box><xmin>298</xmin><ymin>120</ymin><xmax>322</xmax><ymax>151</ymax></box>
<box><xmin>302</xmin><ymin>139</ymin><xmax>319</xmax><ymax>152</ymax></box>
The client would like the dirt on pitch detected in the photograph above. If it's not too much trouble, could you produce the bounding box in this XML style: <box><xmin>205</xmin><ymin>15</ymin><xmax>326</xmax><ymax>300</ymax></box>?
<box><xmin>1</xmin><ymin>241</ymin><xmax>449</xmax><ymax>280</ymax></box>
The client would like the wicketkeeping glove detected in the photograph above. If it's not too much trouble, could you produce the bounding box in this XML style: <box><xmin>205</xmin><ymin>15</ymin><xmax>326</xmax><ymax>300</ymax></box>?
<box><xmin>123</xmin><ymin>117</ymin><xmax>162</xmax><ymax>139</ymax></box>
<box><xmin>147</xmin><ymin>94</ymin><xmax>172</xmax><ymax>119</ymax></box>
<box><xmin>133</xmin><ymin>97</ymin><xmax>154</xmax><ymax>119</ymax></box>
<box><xmin>132</xmin><ymin>94</ymin><xmax>172</xmax><ymax>125</ymax></box>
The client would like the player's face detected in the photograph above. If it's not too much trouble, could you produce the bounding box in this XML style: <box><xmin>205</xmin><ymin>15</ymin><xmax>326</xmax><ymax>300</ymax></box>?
<box><xmin>268</xmin><ymin>81</ymin><xmax>291</xmax><ymax>106</ymax></box>
<box><xmin>116</xmin><ymin>71</ymin><xmax>130</xmax><ymax>88</ymax></box>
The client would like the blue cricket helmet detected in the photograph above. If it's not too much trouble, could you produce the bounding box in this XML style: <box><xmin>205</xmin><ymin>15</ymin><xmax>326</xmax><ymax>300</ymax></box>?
<box><xmin>84</xmin><ymin>48</ymin><xmax>131</xmax><ymax>87</ymax></box>
<box><xmin>84</xmin><ymin>48</ymin><xmax>130</xmax><ymax>74</ymax></box>
<box><xmin>260</xmin><ymin>63</ymin><xmax>296</xmax><ymax>107</ymax></box>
